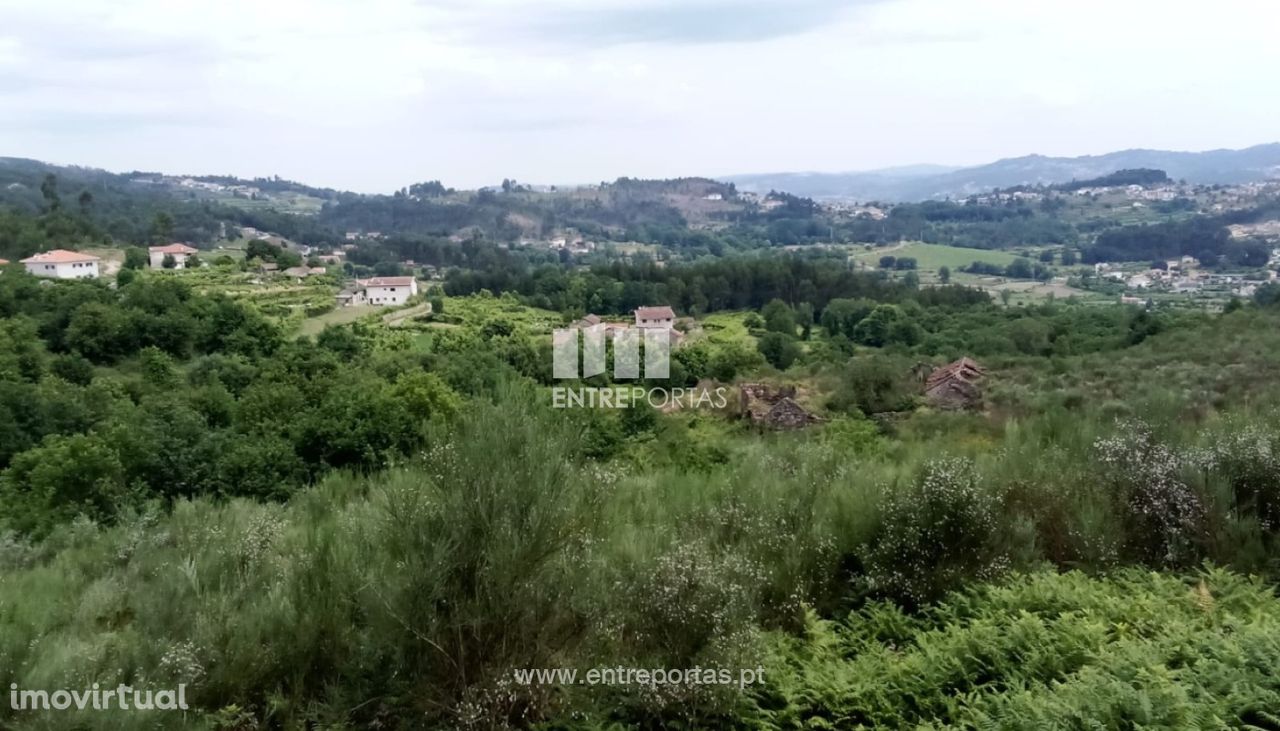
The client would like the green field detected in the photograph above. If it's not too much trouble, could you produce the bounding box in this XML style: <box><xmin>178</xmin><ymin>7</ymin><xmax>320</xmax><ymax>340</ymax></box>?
<box><xmin>696</xmin><ymin>311</ymin><xmax>758</xmax><ymax>347</ymax></box>
<box><xmin>431</xmin><ymin>293</ymin><xmax>561</xmax><ymax>333</ymax></box>
<box><xmin>852</xmin><ymin>242</ymin><xmax>1026</xmax><ymax>270</ymax></box>
<box><xmin>297</xmin><ymin>303</ymin><xmax>376</xmax><ymax>336</ymax></box>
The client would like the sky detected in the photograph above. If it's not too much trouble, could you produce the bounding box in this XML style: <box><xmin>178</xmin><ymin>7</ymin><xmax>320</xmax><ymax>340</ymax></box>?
<box><xmin>1</xmin><ymin>0</ymin><xmax>1278</xmax><ymax>192</ymax></box>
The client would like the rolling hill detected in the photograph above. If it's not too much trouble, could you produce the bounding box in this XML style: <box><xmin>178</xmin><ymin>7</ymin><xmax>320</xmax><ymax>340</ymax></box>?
<box><xmin>728</xmin><ymin>143</ymin><xmax>1280</xmax><ymax>202</ymax></box>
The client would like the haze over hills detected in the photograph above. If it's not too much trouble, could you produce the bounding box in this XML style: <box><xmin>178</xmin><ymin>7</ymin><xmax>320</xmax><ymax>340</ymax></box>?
<box><xmin>727</xmin><ymin>143</ymin><xmax>1280</xmax><ymax>202</ymax></box>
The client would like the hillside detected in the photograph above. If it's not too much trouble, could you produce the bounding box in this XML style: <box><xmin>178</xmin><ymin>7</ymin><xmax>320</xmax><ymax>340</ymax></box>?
<box><xmin>0</xmin><ymin>158</ymin><xmax>766</xmax><ymax>245</ymax></box>
<box><xmin>728</xmin><ymin>143</ymin><xmax>1280</xmax><ymax>201</ymax></box>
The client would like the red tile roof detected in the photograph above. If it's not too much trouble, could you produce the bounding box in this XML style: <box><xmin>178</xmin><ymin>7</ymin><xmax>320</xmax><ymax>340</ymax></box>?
<box><xmin>925</xmin><ymin>357</ymin><xmax>986</xmax><ymax>391</ymax></box>
<box><xmin>149</xmin><ymin>243</ymin><xmax>199</xmax><ymax>254</ymax></box>
<box><xmin>20</xmin><ymin>249</ymin><xmax>100</xmax><ymax>264</ymax></box>
<box><xmin>357</xmin><ymin>277</ymin><xmax>416</xmax><ymax>288</ymax></box>
<box><xmin>635</xmin><ymin>305</ymin><xmax>675</xmax><ymax>320</ymax></box>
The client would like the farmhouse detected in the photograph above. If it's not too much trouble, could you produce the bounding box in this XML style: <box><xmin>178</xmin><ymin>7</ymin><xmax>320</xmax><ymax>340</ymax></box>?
<box><xmin>20</xmin><ymin>249</ymin><xmax>100</xmax><ymax>279</ymax></box>
<box><xmin>355</xmin><ymin>276</ymin><xmax>418</xmax><ymax>306</ymax></box>
<box><xmin>149</xmin><ymin>243</ymin><xmax>199</xmax><ymax>269</ymax></box>
<box><xmin>634</xmin><ymin>305</ymin><xmax>675</xmax><ymax>329</ymax></box>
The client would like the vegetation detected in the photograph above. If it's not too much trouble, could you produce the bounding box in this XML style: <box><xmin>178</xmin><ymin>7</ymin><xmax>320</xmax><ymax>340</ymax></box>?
<box><xmin>3</xmin><ymin>161</ymin><xmax>1280</xmax><ymax>728</ymax></box>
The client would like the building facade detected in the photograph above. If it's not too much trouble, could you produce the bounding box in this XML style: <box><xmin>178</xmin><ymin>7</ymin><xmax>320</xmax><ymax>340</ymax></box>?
<box><xmin>20</xmin><ymin>249</ymin><xmax>100</xmax><ymax>279</ymax></box>
<box><xmin>355</xmin><ymin>276</ymin><xmax>418</xmax><ymax>306</ymax></box>
<box><xmin>634</xmin><ymin>305</ymin><xmax>676</xmax><ymax>329</ymax></box>
<box><xmin>148</xmin><ymin>243</ymin><xmax>199</xmax><ymax>269</ymax></box>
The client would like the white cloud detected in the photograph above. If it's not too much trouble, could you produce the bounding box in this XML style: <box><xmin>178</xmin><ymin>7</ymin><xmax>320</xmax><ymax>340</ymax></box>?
<box><xmin>0</xmin><ymin>0</ymin><xmax>1277</xmax><ymax>190</ymax></box>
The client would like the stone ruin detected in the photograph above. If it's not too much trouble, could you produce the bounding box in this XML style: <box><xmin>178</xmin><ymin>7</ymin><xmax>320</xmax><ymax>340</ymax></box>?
<box><xmin>921</xmin><ymin>357</ymin><xmax>986</xmax><ymax>411</ymax></box>
<box><xmin>739</xmin><ymin>383</ymin><xmax>823</xmax><ymax>430</ymax></box>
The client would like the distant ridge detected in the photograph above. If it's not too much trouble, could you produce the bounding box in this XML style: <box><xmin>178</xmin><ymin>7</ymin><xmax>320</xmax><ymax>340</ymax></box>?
<box><xmin>726</xmin><ymin>143</ymin><xmax>1280</xmax><ymax>202</ymax></box>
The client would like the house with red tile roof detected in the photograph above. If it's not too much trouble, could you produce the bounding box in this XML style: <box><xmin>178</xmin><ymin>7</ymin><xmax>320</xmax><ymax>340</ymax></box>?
<box><xmin>20</xmin><ymin>249</ymin><xmax>100</xmax><ymax>279</ymax></box>
<box><xmin>634</xmin><ymin>305</ymin><xmax>675</xmax><ymax>329</ymax></box>
<box><xmin>148</xmin><ymin>243</ymin><xmax>200</xmax><ymax>269</ymax></box>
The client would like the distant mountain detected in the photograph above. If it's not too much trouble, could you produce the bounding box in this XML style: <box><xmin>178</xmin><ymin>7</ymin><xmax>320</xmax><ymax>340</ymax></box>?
<box><xmin>727</xmin><ymin>164</ymin><xmax>962</xmax><ymax>202</ymax></box>
<box><xmin>727</xmin><ymin>143</ymin><xmax>1280</xmax><ymax>202</ymax></box>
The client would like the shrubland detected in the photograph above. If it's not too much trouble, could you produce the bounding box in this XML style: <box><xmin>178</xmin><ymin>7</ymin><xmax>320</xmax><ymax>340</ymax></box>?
<box><xmin>6</xmin><ymin>364</ymin><xmax>1280</xmax><ymax>726</ymax></box>
<box><xmin>4</xmin><ymin>259</ymin><xmax>1280</xmax><ymax>727</ymax></box>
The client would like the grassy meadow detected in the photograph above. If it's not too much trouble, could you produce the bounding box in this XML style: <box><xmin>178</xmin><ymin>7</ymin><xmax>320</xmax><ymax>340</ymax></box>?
<box><xmin>851</xmin><ymin>242</ymin><xmax>1026</xmax><ymax>271</ymax></box>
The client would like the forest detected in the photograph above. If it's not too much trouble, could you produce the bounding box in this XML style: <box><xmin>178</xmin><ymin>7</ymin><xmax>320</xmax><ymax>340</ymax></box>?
<box><xmin>9</xmin><ymin>158</ymin><xmax>1275</xmax><ymax>272</ymax></box>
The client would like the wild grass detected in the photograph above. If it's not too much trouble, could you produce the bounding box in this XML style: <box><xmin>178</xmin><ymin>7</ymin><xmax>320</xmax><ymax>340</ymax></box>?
<box><xmin>5</xmin><ymin>382</ymin><xmax>1280</xmax><ymax>727</ymax></box>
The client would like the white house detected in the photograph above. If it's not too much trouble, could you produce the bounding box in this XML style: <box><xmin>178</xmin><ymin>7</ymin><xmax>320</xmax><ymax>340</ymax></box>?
<box><xmin>20</xmin><ymin>249</ymin><xmax>100</xmax><ymax>279</ymax></box>
<box><xmin>1126</xmin><ymin>274</ymin><xmax>1153</xmax><ymax>289</ymax></box>
<box><xmin>335</xmin><ymin>288</ymin><xmax>367</xmax><ymax>307</ymax></box>
<box><xmin>634</xmin><ymin>305</ymin><xmax>676</xmax><ymax>329</ymax></box>
<box><xmin>149</xmin><ymin>243</ymin><xmax>199</xmax><ymax>269</ymax></box>
<box><xmin>356</xmin><ymin>276</ymin><xmax>418</xmax><ymax>306</ymax></box>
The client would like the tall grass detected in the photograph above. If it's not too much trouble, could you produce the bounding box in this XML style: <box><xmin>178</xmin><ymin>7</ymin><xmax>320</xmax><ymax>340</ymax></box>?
<box><xmin>4</xmin><ymin>389</ymin><xmax>1280</xmax><ymax>727</ymax></box>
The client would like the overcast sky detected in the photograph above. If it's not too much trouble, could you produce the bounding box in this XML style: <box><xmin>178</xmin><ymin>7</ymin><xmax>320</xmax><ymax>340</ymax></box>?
<box><xmin>1</xmin><ymin>0</ymin><xmax>1277</xmax><ymax>192</ymax></box>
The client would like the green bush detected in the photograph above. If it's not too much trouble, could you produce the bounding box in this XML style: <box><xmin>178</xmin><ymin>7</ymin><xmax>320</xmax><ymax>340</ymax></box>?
<box><xmin>864</xmin><ymin>457</ymin><xmax>1005</xmax><ymax>604</ymax></box>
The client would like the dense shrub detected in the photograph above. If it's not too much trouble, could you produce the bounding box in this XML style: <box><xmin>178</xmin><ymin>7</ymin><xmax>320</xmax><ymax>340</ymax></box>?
<box><xmin>864</xmin><ymin>458</ymin><xmax>1006</xmax><ymax>604</ymax></box>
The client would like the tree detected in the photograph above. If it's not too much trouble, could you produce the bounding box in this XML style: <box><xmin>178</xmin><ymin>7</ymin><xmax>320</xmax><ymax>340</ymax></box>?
<box><xmin>796</xmin><ymin>302</ymin><xmax>815</xmax><ymax>340</ymax></box>
<box><xmin>761</xmin><ymin>298</ymin><xmax>796</xmax><ymax>335</ymax></box>
<box><xmin>39</xmin><ymin>174</ymin><xmax>60</xmax><ymax>212</ymax></box>
<box><xmin>708</xmin><ymin>341</ymin><xmax>763</xmax><ymax>381</ymax></box>
<box><xmin>392</xmin><ymin>371</ymin><xmax>460</xmax><ymax>423</ymax></box>
<box><xmin>162</xmin><ymin>253</ymin><xmax>177</xmax><ymax>269</ymax></box>
<box><xmin>829</xmin><ymin>354</ymin><xmax>913</xmax><ymax>415</ymax></box>
<box><xmin>853</xmin><ymin>305</ymin><xmax>902</xmax><ymax>347</ymax></box>
<box><xmin>1005</xmin><ymin>258</ymin><xmax>1034</xmax><ymax>279</ymax></box>
<box><xmin>1</xmin><ymin>433</ymin><xmax>127</xmax><ymax>534</ymax></box>
<box><xmin>820</xmin><ymin>298</ymin><xmax>876</xmax><ymax>339</ymax></box>
<box><xmin>123</xmin><ymin>247</ymin><xmax>148</xmax><ymax>270</ymax></box>
<box><xmin>757</xmin><ymin>332</ymin><xmax>801</xmax><ymax>370</ymax></box>
<box><xmin>938</xmin><ymin>266</ymin><xmax>951</xmax><ymax>284</ymax></box>
<box><xmin>879</xmin><ymin>256</ymin><xmax>897</xmax><ymax>269</ymax></box>
<box><xmin>150</xmin><ymin>212</ymin><xmax>175</xmax><ymax>243</ymax></box>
